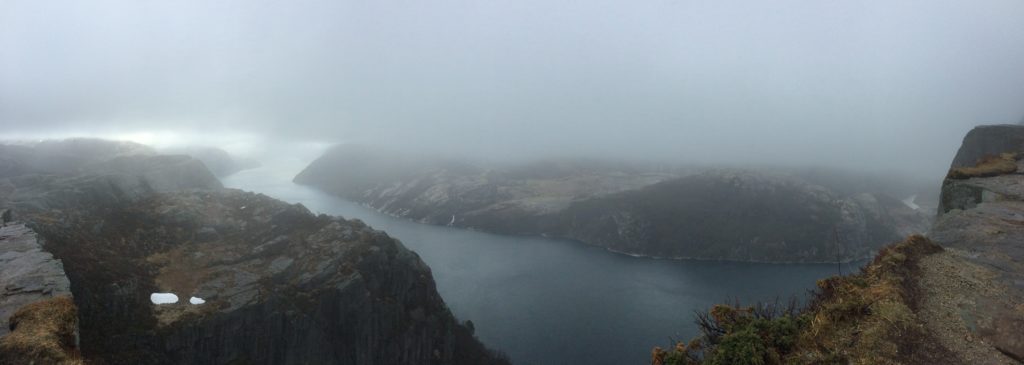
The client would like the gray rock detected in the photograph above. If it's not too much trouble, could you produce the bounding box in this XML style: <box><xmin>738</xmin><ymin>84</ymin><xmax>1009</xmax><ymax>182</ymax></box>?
<box><xmin>931</xmin><ymin>124</ymin><xmax>1024</xmax><ymax>361</ymax></box>
<box><xmin>0</xmin><ymin>223</ymin><xmax>73</xmax><ymax>338</ymax></box>
<box><xmin>949</xmin><ymin>124</ymin><xmax>1024</xmax><ymax>168</ymax></box>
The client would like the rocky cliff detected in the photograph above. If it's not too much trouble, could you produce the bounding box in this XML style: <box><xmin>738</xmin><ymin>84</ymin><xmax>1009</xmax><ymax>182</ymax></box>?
<box><xmin>948</xmin><ymin>124</ymin><xmax>1024</xmax><ymax>169</ymax></box>
<box><xmin>295</xmin><ymin>145</ymin><xmax>932</xmax><ymax>262</ymax></box>
<box><xmin>0</xmin><ymin>223</ymin><xmax>81</xmax><ymax>365</ymax></box>
<box><xmin>0</xmin><ymin>139</ymin><xmax>507</xmax><ymax>365</ymax></box>
<box><xmin>651</xmin><ymin>124</ymin><xmax>1024</xmax><ymax>364</ymax></box>
<box><xmin>927</xmin><ymin>124</ymin><xmax>1024</xmax><ymax>361</ymax></box>
<box><xmin>0</xmin><ymin>224</ymin><xmax>73</xmax><ymax>338</ymax></box>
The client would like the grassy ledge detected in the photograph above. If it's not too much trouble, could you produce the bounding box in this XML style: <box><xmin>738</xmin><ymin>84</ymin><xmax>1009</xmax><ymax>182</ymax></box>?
<box><xmin>653</xmin><ymin>235</ymin><xmax>952</xmax><ymax>365</ymax></box>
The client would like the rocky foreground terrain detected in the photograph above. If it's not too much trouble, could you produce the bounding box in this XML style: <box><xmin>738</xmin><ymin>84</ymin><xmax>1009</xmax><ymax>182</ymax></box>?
<box><xmin>295</xmin><ymin>144</ymin><xmax>933</xmax><ymax>262</ymax></box>
<box><xmin>923</xmin><ymin>124</ymin><xmax>1024</xmax><ymax>363</ymax></box>
<box><xmin>0</xmin><ymin>140</ymin><xmax>506</xmax><ymax>364</ymax></box>
<box><xmin>652</xmin><ymin>124</ymin><xmax>1024</xmax><ymax>365</ymax></box>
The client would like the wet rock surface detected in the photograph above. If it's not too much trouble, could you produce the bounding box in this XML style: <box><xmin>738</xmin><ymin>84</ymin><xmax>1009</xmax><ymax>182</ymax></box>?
<box><xmin>0</xmin><ymin>223</ymin><xmax>73</xmax><ymax>338</ymax></box>
<box><xmin>926</xmin><ymin>124</ymin><xmax>1024</xmax><ymax>362</ymax></box>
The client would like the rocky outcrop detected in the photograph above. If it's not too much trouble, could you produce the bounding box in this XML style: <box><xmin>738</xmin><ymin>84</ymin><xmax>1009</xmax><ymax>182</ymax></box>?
<box><xmin>21</xmin><ymin>189</ymin><xmax>504</xmax><ymax>365</ymax></box>
<box><xmin>0</xmin><ymin>139</ymin><xmax>507</xmax><ymax>364</ymax></box>
<box><xmin>655</xmin><ymin>124</ymin><xmax>1024</xmax><ymax>364</ymax></box>
<box><xmin>928</xmin><ymin>124</ymin><xmax>1024</xmax><ymax>361</ymax></box>
<box><xmin>0</xmin><ymin>224</ymin><xmax>74</xmax><ymax>338</ymax></box>
<box><xmin>295</xmin><ymin>145</ymin><xmax>932</xmax><ymax>262</ymax></box>
<box><xmin>948</xmin><ymin>124</ymin><xmax>1024</xmax><ymax>169</ymax></box>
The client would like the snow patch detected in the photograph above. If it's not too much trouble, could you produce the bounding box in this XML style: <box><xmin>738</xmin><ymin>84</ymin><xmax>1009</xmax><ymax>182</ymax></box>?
<box><xmin>150</xmin><ymin>293</ymin><xmax>179</xmax><ymax>305</ymax></box>
<box><xmin>189</xmin><ymin>296</ymin><xmax>206</xmax><ymax>305</ymax></box>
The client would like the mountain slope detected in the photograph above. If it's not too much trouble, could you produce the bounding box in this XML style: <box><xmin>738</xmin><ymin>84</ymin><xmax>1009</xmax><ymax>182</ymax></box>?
<box><xmin>295</xmin><ymin>145</ymin><xmax>932</xmax><ymax>262</ymax></box>
<box><xmin>0</xmin><ymin>139</ymin><xmax>508</xmax><ymax>365</ymax></box>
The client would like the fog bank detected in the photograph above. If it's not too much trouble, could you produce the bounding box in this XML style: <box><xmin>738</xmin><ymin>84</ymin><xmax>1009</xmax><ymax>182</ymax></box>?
<box><xmin>3</xmin><ymin>0</ymin><xmax>1024</xmax><ymax>178</ymax></box>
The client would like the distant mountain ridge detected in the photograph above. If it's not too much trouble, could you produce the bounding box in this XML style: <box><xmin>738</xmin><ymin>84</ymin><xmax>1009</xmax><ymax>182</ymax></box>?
<box><xmin>295</xmin><ymin>144</ymin><xmax>934</xmax><ymax>263</ymax></box>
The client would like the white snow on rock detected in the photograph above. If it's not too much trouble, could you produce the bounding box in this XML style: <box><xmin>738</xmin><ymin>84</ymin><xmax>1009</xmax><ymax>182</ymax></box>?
<box><xmin>189</xmin><ymin>296</ymin><xmax>206</xmax><ymax>305</ymax></box>
<box><xmin>150</xmin><ymin>293</ymin><xmax>179</xmax><ymax>304</ymax></box>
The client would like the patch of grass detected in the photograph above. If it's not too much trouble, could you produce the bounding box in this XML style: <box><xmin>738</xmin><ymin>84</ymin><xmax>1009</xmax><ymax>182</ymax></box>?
<box><xmin>0</xmin><ymin>296</ymin><xmax>84</xmax><ymax>365</ymax></box>
<box><xmin>654</xmin><ymin>235</ymin><xmax>951</xmax><ymax>365</ymax></box>
<box><xmin>947</xmin><ymin>152</ymin><xmax>1018</xmax><ymax>179</ymax></box>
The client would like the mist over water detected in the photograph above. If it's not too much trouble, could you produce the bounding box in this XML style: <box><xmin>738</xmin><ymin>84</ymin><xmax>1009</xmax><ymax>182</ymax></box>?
<box><xmin>2</xmin><ymin>1</ymin><xmax>1023</xmax><ymax>363</ymax></box>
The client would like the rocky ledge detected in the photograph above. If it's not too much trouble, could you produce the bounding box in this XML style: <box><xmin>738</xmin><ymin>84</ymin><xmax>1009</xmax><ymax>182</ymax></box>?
<box><xmin>927</xmin><ymin>124</ymin><xmax>1024</xmax><ymax>361</ymax></box>
<box><xmin>0</xmin><ymin>223</ymin><xmax>73</xmax><ymax>338</ymax></box>
<box><xmin>0</xmin><ymin>223</ymin><xmax>80</xmax><ymax>365</ymax></box>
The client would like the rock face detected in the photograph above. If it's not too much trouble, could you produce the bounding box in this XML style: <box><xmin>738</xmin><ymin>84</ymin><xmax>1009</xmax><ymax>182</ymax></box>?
<box><xmin>295</xmin><ymin>145</ymin><xmax>932</xmax><ymax>262</ymax></box>
<box><xmin>0</xmin><ymin>139</ymin><xmax>506</xmax><ymax>365</ymax></box>
<box><xmin>929</xmin><ymin>124</ymin><xmax>1024</xmax><ymax>361</ymax></box>
<box><xmin>0</xmin><ymin>223</ymin><xmax>74</xmax><ymax>338</ymax></box>
<box><xmin>948</xmin><ymin>124</ymin><xmax>1024</xmax><ymax>169</ymax></box>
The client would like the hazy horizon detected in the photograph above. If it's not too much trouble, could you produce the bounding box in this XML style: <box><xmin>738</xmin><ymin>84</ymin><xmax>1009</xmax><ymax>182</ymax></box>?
<box><xmin>3</xmin><ymin>0</ymin><xmax>1024</xmax><ymax>178</ymax></box>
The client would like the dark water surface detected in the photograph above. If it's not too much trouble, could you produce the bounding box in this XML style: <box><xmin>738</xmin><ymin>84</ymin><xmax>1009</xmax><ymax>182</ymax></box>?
<box><xmin>224</xmin><ymin>164</ymin><xmax>847</xmax><ymax>365</ymax></box>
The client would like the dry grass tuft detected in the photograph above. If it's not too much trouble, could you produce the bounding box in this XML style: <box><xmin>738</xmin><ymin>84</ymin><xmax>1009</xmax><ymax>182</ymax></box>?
<box><xmin>792</xmin><ymin>235</ymin><xmax>944</xmax><ymax>364</ymax></box>
<box><xmin>0</xmin><ymin>296</ymin><xmax>84</xmax><ymax>365</ymax></box>
<box><xmin>947</xmin><ymin>152</ymin><xmax>1018</xmax><ymax>179</ymax></box>
<box><xmin>654</xmin><ymin>235</ymin><xmax>952</xmax><ymax>365</ymax></box>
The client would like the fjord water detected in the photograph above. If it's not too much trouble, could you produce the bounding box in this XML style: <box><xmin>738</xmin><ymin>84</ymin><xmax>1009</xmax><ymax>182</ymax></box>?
<box><xmin>224</xmin><ymin>161</ymin><xmax>847</xmax><ymax>365</ymax></box>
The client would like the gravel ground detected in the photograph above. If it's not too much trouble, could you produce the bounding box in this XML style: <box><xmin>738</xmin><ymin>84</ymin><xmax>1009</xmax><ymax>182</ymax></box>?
<box><xmin>916</xmin><ymin>249</ymin><xmax>1020</xmax><ymax>365</ymax></box>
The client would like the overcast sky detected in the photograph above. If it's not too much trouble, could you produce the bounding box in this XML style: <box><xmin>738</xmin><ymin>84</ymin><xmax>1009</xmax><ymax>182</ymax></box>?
<box><xmin>2</xmin><ymin>0</ymin><xmax>1023</xmax><ymax>176</ymax></box>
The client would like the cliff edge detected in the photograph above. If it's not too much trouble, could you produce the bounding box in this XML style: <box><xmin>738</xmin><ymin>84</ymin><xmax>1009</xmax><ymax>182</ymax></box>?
<box><xmin>653</xmin><ymin>124</ymin><xmax>1024</xmax><ymax>364</ymax></box>
<box><xmin>0</xmin><ymin>223</ymin><xmax>80</xmax><ymax>365</ymax></box>
<box><xmin>0</xmin><ymin>139</ymin><xmax>507</xmax><ymax>365</ymax></box>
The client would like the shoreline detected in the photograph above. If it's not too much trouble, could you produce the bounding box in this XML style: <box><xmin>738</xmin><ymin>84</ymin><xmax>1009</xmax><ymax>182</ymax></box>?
<box><xmin>303</xmin><ymin>184</ymin><xmax>876</xmax><ymax>266</ymax></box>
